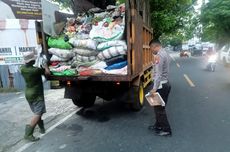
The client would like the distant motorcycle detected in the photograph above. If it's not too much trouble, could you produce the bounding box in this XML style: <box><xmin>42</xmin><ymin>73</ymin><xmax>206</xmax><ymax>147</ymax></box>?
<box><xmin>180</xmin><ymin>50</ymin><xmax>190</xmax><ymax>57</ymax></box>
<box><xmin>206</xmin><ymin>54</ymin><xmax>217</xmax><ymax>72</ymax></box>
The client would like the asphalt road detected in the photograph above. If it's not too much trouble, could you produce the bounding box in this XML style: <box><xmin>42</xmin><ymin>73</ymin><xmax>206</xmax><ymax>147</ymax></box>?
<box><xmin>13</xmin><ymin>54</ymin><xmax>230</xmax><ymax>152</ymax></box>
<box><xmin>0</xmin><ymin>89</ymin><xmax>75</xmax><ymax>152</ymax></box>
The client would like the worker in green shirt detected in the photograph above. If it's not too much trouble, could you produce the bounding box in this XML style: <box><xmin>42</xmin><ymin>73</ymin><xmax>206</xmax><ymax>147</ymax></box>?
<box><xmin>20</xmin><ymin>51</ymin><xmax>50</xmax><ymax>141</ymax></box>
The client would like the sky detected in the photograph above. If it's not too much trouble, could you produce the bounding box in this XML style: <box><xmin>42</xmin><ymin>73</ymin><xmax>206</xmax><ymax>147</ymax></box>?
<box><xmin>194</xmin><ymin>0</ymin><xmax>209</xmax><ymax>11</ymax></box>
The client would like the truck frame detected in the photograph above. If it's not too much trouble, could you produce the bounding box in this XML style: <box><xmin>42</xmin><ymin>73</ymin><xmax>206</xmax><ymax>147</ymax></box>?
<box><xmin>40</xmin><ymin>0</ymin><xmax>154</xmax><ymax>111</ymax></box>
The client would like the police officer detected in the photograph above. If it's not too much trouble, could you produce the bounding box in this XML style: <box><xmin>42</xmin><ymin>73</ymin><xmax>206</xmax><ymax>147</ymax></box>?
<box><xmin>148</xmin><ymin>39</ymin><xmax>172</xmax><ymax>136</ymax></box>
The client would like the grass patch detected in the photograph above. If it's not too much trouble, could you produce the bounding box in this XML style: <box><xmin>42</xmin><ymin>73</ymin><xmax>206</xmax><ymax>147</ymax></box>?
<box><xmin>0</xmin><ymin>88</ymin><xmax>19</xmax><ymax>93</ymax></box>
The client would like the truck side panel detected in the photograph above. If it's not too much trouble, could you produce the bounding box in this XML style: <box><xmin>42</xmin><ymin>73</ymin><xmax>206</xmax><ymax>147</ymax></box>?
<box><xmin>130</xmin><ymin>7</ymin><xmax>143</xmax><ymax>78</ymax></box>
<box><xmin>142</xmin><ymin>25</ymin><xmax>153</xmax><ymax>70</ymax></box>
<box><xmin>129</xmin><ymin>0</ymin><xmax>153</xmax><ymax>80</ymax></box>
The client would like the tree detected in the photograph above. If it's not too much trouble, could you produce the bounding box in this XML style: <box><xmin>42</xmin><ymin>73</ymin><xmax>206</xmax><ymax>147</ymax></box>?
<box><xmin>52</xmin><ymin>0</ymin><xmax>75</xmax><ymax>13</ymax></box>
<box><xmin>161</xmin><ymin>32</ymin><xmax>184</xmax><ymax>49</ymax></box>
<box><xmin>200</xmin><ymin>0</ymin><xmax>230</xmax><ymax>45</ymax></box>
<box><xmin>150</xmin><ymin>0</ymin><xmax>196</xmax><ymax>39</ymax></box>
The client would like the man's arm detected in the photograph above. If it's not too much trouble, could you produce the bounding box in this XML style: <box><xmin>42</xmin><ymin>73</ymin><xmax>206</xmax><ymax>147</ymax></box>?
<box><xmin>43</xmin><ymin>64</ymin><xmax>50</xmax><ymax>76</ymax></box>
<box><xmin>151</xmin><ymin>54</ymin><xmax>164</xmax><ymax>94</ymax></box>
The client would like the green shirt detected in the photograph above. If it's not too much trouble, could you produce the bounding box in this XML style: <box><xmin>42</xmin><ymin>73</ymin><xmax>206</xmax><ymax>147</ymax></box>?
<box><xmin>20</xmin><ymin>65</ymin><xmax>45</xmax><ymax>102</ymax></box>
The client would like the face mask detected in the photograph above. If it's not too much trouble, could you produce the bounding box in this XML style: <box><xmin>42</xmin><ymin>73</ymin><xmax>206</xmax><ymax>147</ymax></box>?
<box><xmin>152</xmin><ymin>51</ymin><xmax>158</xmax><ymax>55</ymax></box>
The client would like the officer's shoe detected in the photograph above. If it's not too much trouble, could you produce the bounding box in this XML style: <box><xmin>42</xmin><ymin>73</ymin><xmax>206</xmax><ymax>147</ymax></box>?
<box><xmin>155</xmin><ymin>130</ymin><xmax>172</xmax><ymax>137</ymax></box>
<box><xmin>148</xmin><ymin>125</ymin><xmax>162</xmax><ymax>132</ymax></box>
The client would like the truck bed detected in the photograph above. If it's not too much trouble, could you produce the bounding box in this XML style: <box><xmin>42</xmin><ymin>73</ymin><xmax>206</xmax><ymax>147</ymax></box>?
<box><xmin>45</xmin><ymin>0</ymin><xmax>153</xmax><ymax>83</ymax></box>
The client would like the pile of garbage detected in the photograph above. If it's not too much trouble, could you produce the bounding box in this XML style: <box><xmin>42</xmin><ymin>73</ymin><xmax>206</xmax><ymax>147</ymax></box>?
<box><xmin>47</xmin><ymin>3</ymin><xmax>127</xmax><ymax>76</ymax></box>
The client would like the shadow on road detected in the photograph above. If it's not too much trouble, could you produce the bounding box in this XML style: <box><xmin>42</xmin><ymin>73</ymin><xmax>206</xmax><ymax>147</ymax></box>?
<box><xmin>75</xmin><ymin>83</ymin><xmax>153</xmax><ymax>123</ymax></box>
<box><xmin>75</xmin><ymin>100</ymin><xmax>135</xmax><ymax>123</ymax></box>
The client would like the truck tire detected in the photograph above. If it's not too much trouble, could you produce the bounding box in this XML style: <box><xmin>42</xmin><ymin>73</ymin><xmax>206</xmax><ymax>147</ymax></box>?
<box><xmin>72</xmin><ymin>94</ymin><xmax>96</xmax><ymax>108</ymax></box>
<box><xmin>130</xmin><ymin>81</ymin><xmax>144</xmax><ymax>111</ymax></box>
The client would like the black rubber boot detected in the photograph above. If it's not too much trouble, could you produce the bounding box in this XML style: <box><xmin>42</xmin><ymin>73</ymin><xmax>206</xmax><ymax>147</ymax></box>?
<box><xmin>24</xmin><ymin>125</ymin><xmax>40</xmax><ymax>141</ymax></box>
<box><xmin>38</xmin><ymin>120</ymin><xmax>45</xmax><ymax>134</ymax></box>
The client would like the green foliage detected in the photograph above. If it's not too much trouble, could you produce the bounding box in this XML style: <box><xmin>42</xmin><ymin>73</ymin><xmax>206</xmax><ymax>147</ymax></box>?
<box><xmin>200</xmin><ymin>0</ymin><xmax>230</xmax><ymax>44</ymax></box>
<box><xmin>52</xmin><ymin>0</ymin><xmax>73</xmax><ymax>9</ymax></box>
<box><xmin>150</xmin><ymin>0</ymin><xmax>196</xmax><ymax>39</ymax></box>
<box><xmin>51</xmin><ymin>0</ymin><xmax>75</xmax><ymax>13</ymax></box>
<box><xmin>161</xmin><ymin>33</ymin><xmax>184</xmax><ymax>47</ymax></box>
<box><xmin>117</xmin><ymin>0</ymin><xmax>125</xmax><ymax>4</ymax></box>
<box><xmin>182</xmin><ymin>14</ymin><xmax>199</xmax><ymax>40</ymax></box>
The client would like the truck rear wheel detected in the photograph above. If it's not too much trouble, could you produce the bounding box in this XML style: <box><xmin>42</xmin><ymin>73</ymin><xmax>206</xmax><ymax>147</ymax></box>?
<box><xmin>72</xmin><ymin>94</ymin><xmax>96</xmax><ymax>108</ymax></box>
<box><xmin>130</xmin><ymin>81</ymin><xmax>144</xmax><ymax>111</ymax></box>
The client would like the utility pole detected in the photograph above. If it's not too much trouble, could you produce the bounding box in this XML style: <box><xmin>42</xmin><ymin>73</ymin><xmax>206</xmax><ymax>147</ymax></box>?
<box><xmin>8</xmin><ymin>67</ymin><xmax>14</xmax><ymax>88</ymax></box>
<box><xmin>0</xmin><ymin>74</ymin><xmax>2</xmax><ymax>88</ymax></box>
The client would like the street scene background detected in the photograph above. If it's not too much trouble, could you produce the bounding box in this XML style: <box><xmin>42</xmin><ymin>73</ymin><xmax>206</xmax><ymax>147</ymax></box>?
<box><xmin>1</xmin><ymin>0</ymin><xmax>230</xmax><ymax>152</ymax></box>
<box><xmin>1</xmin><ymin>51</ymin><xmax>230</xmax><ymax>152</ymax></box>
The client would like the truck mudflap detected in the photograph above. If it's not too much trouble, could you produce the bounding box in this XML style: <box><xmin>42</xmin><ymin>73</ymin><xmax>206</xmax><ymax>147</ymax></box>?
<box><xmin>65</xmin><ymin>86</ymin><xmax>96</xmax><ymax>108</ymax></box>
<box><xmin>64</xmin><ymin>86</ymin><xmax>82</xmax><ymax>99</ymax></box>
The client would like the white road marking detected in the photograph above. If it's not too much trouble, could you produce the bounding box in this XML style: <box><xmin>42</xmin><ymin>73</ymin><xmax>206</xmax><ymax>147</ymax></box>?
<box><xmin>184</xmin><ymin>74</ymin><xmax>195</xmax><ymax>87</ymax></box>
<box><xmin>176</xmin><ymin>63</ymin><xmax>180</xmax><ymax>68</ymax></box>
<box><xmin>171</xmin><ymin>56</ymin><xmax>176</xmax><ymax>62</ymax></box>
<box><xmin>59</xmin><ymin>144</ymin><xmax>67</xmax><ymax>149</ymax></box>
<box><xmin>169</xmin><ymin>54</ymin><xmax>180</xmax><ymax>68</ymax></box>
<box><xmin>15</xmin><ymin>110</ymin><xmax>77</xmax><ymax>152</ymax></box>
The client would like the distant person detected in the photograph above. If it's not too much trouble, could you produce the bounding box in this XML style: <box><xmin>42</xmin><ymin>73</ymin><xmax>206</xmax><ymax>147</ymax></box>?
<box><xmin>0</xmin><ymin>0</ymin><xmax>16</xmax><ymax>19</ymax></box>
<box><xmin>148</xmin><ymin>39</ymin><xmax>172</xmax><ymax>137</ymax></box>
<box><xmin>20</xmin><ymin>51</ymin><xmax>50</xmax><ymax>141</ymax></box>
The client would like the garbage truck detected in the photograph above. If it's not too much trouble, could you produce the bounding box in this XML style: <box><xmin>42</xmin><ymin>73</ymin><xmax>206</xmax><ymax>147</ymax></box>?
<box><xmin>40</xmin><ymin>0</ymin><xmax>154</xmax><ymax>111</ymax></box>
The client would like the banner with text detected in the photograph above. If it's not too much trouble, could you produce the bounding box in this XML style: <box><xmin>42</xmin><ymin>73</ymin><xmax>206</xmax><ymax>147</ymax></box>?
<box><xmin>0</xmin><ymin>0</ymin><xmax>42</xmax><ymax>19</ymax></box>
<box><xmin>0</xmin><ymin>19</ymin><xmax>38</xmax><ymax>65</ymax></box>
